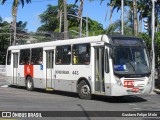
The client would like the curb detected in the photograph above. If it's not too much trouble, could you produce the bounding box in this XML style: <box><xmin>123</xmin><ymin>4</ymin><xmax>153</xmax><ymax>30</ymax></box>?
<box><xmin>153</xmin><ymin>89</ymin><xmax>160</xmax><ymax>94</ymax></box>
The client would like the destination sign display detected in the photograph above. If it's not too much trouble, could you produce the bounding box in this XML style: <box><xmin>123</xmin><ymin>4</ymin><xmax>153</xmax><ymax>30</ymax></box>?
<box><xmin>113</xmin><ymin>39</ymin><xmax>143</xmax><ymax>45</ymax></box>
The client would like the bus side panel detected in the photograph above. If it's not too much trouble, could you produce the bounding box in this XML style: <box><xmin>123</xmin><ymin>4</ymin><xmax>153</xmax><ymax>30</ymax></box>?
<box><xmin>6</xmin><ymin>51</ymin><xmax>13</xmax><ymax>84</ymax></box>
<box><xmin>17</xmin><ymin>65</ymin><xmax>25</xmax><ymax>86</ymax></box>
<box><xmin>33</xmin><ymin>65</ymin><xmax>45</xmax><ymax>89</ymax></box>
<box><xmin>6</xmin><ymin>65</ymin><xmax>12</xmax><ymax>84</ymax></box>
<box><xmin>54</xmin><ymin>65</ymin><xmax>92</xmax><ymax>93</ymax></box>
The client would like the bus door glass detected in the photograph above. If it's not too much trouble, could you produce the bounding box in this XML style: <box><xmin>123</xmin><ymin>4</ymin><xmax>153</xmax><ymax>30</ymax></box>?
<box><xmin>94</xmin><ymin>47</ymin><xmax>105</xmax><ymax>93</ymax></box>
<box><xmin>46</xmin><ymin>50</ymin><xmax>54</xmax><ymax>88</ymax></box>
<box><xmin>13</xmin><ymin>52</ymin><xmax>18</xmax><ymax>84</ymax></box>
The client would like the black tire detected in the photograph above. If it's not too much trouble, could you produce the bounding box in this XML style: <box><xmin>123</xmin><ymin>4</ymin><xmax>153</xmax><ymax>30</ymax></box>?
<box><xmin>77</xmin><ymin>80</ymin><xmax>91</xmax><ymax>100</ymax></box>
<box><xmin>26</xmin><ymin>76</ymin><xmax>34</xmax><ymax>91</ymax></box>
<box><xmin>112</xmin><ymin>96</ymin><xmax>125</xmax><ymax>100</ymax></box>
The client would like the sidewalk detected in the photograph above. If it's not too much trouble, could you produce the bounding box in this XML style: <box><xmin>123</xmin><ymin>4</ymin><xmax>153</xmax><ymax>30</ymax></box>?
<box><xmin>0</xmin><ymin>74</ymin><xmax>6</xmax><ymax>86</ymax></box>
<box><xmin>153</xmin><ymin>89</ymin><xmax>160</xmax><ymax>94</ymax></box>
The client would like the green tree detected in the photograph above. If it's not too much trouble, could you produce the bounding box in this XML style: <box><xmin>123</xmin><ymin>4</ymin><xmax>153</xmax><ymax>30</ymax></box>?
<box><xmin>1</xmin><ymin>0</ymin><xmax>31</xmax><ymax>45</ymax></box>
<box><xmin>0</xmin><ymin>19</ymin><xmax>10</xmax><ymax>64</ymax></box>
<box><xmin>38</xmin><ymin>4</ymin><xmax>79</xmax><ymax>32</ymax></box>
<box><xmin>0</xmin><ymin>17</ymin><xmax>29</xmax><ymax>64</ymax></box>
<box><xmin>37</xmin><ymin>4</ymin><xmax>104</xmax><ymax>38</ymax></box>
<box><xmin>105</xmin><ymin>11</ymin><xmax>134</xmax><ymax>35</ymax></box>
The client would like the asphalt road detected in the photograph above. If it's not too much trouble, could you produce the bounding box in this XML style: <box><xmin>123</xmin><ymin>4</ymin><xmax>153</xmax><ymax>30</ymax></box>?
<box><xmin>0</xmin><ymin>74</ymin><xmax>160</xmax><ymax>120</ymax></box>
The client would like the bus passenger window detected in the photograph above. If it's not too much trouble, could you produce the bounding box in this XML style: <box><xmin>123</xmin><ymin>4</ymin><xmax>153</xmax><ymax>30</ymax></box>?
<box><xmin>31</xmin><ymin>48</ymin><xmax>43</xmax><ymax>65</ymax></box>
<box><xmin>56</xmin><ymin>45</ymin><xmax>71</xmax><ymax>65</ymax></box>
<box><xmin>7</xmin><ymin>50</ymin><xmax>11</xmax><ymax>65</ymax></box>
<box><xmin>72</xmin><ymin>43</ymin><xmax>90</xmax><ymax>65</ymax></box>
<box><xmin>19</xmin><ymin>49</ymin><xmax>30</xmax><ymax>65</ymax></box>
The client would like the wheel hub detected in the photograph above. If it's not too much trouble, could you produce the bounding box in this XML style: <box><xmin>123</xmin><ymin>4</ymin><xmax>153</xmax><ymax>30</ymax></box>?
<box><xmin>81</xmin><ymin>85</ymin><xmax>90</xmax><ymax>95</ymax></box>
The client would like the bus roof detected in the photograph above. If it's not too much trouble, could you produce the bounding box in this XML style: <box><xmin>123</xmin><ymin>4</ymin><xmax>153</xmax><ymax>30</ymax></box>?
<box><xmin>7</xmin><ymin>35</ymin><xmax>144</xmax><ymax>50</ymax></box>
<box><xmin>8</xmin><ymin>35</ymin><xmax>108</xmax><ymax>50</ymax></box>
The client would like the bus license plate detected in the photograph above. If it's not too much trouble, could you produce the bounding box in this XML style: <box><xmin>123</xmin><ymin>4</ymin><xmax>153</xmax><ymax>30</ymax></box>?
<box><xmin>124</xmin><ymin>80</ymin><xmax>134</xmax><ymax>88</ymax></box>
<box><xmin>132</xmin><ymin>88</ymin><xmax>139</xmax><ymax>92</ymax></box>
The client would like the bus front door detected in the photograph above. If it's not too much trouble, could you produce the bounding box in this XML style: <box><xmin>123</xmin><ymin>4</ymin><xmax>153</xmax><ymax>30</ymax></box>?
<box><xmin>13</xmin><ymin>52</ymin><xmax>18</xmax><ymax>84</ymax></box>
<box><xmin>46</xmin><ymin>50</ymin><xmax>54</xmax><ymax>89</ymax></box>
<box><xmin>94</xmin><ymin>47</ymin><xmax>105</xmax><ymax>93</ymax></box>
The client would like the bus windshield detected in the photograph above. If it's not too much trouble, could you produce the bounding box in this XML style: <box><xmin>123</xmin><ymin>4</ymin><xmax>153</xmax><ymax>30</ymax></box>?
<box><xmin>113</xmin><ymin>46</ymin><xmax>150</xmax><ymax>76</ymax></box>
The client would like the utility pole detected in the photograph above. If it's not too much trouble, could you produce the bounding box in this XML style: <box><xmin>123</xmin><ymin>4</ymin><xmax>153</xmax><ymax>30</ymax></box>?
<box><xmin>79</xmin><ymin>16</ymin><xmax>82</xmax><ymax>37</ymax></box>
<box><xmin>121</xmin><ymin>0</ymin><xmax>124</xmax><ymax>35</ymax></box>
<box><xmin>133</xmin><ymin>0</ymin><xmax>138</xmax><ymax>36</ymax></box>
<box><xmin>59</xmin><ymin>11</ymin><xmax>62</xmax><ymax>33</ymax></box>
<box><xmin>86</xmin><ymin>14</ymin><xmax>88</xmax><ymax>37</ymax></box>
<box><xmin>63</xmin><ymin>0</ymin><xmax>68</xmax><ymax>39</ymax></box>
<box><xmin>151</xmin><ymin>0</ymin><xmax>156</xmax><ymax>91</ymax></box>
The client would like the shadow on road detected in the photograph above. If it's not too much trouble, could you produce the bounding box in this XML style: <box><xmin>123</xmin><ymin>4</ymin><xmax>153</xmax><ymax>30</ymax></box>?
<box><xmin>9</xmin><ymin>85</ymin><xmax>79</xmax><ymax>98</ymax></box>
<box><xmin>9</xmin><ymin>85</ymin><xmax>147</xmax><ymax>103</ymax></box>
<box><xmin>91</xmin><ymin>95</ymin><xmax>147</xmax><ymax>103</ymax></box>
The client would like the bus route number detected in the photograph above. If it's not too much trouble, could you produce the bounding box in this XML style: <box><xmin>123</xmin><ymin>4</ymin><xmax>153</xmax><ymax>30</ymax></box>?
<box><xmin>72</xmin><ymin>71</ymin><xmax>79</xmax><ymax>75</ymax></box>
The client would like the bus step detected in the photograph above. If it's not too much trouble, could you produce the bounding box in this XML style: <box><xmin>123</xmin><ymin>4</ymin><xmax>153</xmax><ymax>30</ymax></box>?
<box><xmin>46</xmin><ymin>88</ymin><xmax>54</xmax><ymax>91</ymax></box>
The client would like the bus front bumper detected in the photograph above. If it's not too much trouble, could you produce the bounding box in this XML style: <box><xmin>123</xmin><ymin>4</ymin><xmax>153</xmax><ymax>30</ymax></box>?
<box><xmin>110</xmin><ymin>81</ymin><xmax>152</xmax><ymax>96</ymax></box>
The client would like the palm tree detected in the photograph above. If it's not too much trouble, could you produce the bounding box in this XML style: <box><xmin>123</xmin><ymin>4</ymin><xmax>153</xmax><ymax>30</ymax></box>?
<box><xmin>75</xmin><ymin>0</ymin><xmax>84</xmax><ymax>37</ymax></box>
<box><xmin>132</xmin><ymin>0</ymin><xmax>138</xmax><ymax>36</ymax></box>
<box><xmin>1</xmin><ymin>0</ymin><xmax>31</xmax><ymax>45</ymax></box>
<box><xmin>58</xmin><ymin>0</ymin><xmax>63</xmax><ymax>33</ymax></box>
<box><xmin>137</xmin><ymin>0</ymin><xmax>146</xmax><ymax>32</ymax></box>
<box><xmin>101</xmin><ymin>0</ymin><xmax>138</xmax><ymax>36</ymax></box>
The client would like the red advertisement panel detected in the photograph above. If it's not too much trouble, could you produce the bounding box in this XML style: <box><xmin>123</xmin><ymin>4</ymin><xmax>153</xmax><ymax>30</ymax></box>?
<box><xmin>24</xmin><ymin>65</ymin><xmax>34</xmax><ymax>78</ymax></box>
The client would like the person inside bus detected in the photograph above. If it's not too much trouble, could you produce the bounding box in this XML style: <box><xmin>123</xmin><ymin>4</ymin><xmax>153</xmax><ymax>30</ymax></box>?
<box><xmin>37</xmin><ymin>57</ymin><xmax>43</xmax><ymax>64</ymax></box>
<box><xmin>119</xmin><ymin>51</ymin><xmax>128</xmax><ymax>65</ymax></box>
<box><xmin>73</xmin><ymin>50</ymin><xmax>78</xmax><ymax>64</ymax></box>
<box><xmin>20</xmin><ymin>60</ymin><xmax>25</xmax><ymax>65</ymax></box>
<box><xmin>56</xmin><ymin>58</ymin><xmax>63</xmax><ymax>64</ymax></box>
<box><xmin>81</xmin><ymin>52</ymin><xmax>90</xmax><ymax>64</ymax></box>
<box><xmin>84</xmin><ymin>53</ymin><xmax>90</xmax><ymax>64</ymax></box>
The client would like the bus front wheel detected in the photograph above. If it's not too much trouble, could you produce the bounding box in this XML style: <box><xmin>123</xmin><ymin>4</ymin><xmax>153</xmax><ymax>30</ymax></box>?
<box><xmin>26</xmin><ymin>76</ymin><xmax>34</xmax><ymax>91</ymax></box>
<box><xmin>77</xmin><ymin>80</ymin><xmax>91</xmax><ymax>100</ymax></box>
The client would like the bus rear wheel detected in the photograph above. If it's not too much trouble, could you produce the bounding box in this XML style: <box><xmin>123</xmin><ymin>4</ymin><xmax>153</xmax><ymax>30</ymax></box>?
<box><xmin>26</xmin><ymin>76</ymin><xmax>34</xmax><ymax>91</ymax></box>
<box><xmin>77</xmin><ymin>80</ymin><xmax>91</xmax><ymax>100</ymax></box>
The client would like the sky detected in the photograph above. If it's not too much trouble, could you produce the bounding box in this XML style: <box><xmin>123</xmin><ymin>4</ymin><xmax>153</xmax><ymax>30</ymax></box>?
<box><xmin>0</xmin><ymin>0</ymin><xmax>121</xmax><ymax>32</ymax></box>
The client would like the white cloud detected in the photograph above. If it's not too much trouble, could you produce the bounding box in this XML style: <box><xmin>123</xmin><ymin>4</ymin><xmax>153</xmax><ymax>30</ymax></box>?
<box><xmin>4</xmin><ymin>17</ymin><xmax>12</xmax><ymax>23</ymax></box>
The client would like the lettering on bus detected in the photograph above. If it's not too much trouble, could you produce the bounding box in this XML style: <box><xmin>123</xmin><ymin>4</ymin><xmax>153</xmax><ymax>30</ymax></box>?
<box><xmin>55</xmin><ymin>70</ymin><xmax>70</xmax><ymax>74</ymax></box>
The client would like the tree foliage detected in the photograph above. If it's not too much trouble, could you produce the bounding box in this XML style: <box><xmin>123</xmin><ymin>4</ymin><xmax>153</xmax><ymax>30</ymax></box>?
<box><xmin>38</xmin><ymin>4</ymin><xmax>79</xmax><ymax>32</ymax></box>
<box><xmin>0</xmin><ymin>17</ymin><xmax>28</xmax><ymax>64</ymax></box>
<box><xmin>37</xmin><ymin>4</ymin><xmax>104</xmax><ymax>37</ymax></box>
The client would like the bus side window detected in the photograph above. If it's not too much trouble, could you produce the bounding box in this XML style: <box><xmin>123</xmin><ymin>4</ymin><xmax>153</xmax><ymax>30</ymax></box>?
<box><xmin>19</xmin><ymin>49</ymin><xmax>30</xmax><ymax>65</ymax></box>
<box><xmin>72</xmin><ymin>43</ymin><xmax>90</xmax><ymax>65</ymax></box>
<box><xmin>56</xmin><ymin>45</ymin><xmax>71</xmax><ymax>65</ymax></box>
<box><xmin>31</xmin><ymin>48</ymin><xmax>43</xmax><ymax>65</ymax></box>
<box><xmin>7</xmin><ymin>50</ymin><xmax>11</xmax><ymax>65</ymax></box>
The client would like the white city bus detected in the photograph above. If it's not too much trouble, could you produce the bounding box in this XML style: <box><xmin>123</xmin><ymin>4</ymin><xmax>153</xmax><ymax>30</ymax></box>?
<box><xmin>6</xmin><ymin>35</ymin><xmax>152</xmax><ymax>99</ymax></box>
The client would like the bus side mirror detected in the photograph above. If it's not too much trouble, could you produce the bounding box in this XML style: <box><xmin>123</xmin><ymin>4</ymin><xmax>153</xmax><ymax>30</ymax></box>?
<box><xmin>150</xmin><ymin>50</ymin><xmax>153</xmax><ymax>60</ymax></box>
<box><xmin>109</xmin><ymin>47</ymin><xmax>114</xmax><ymax>58</ymax></box>
<box><xmin>105</xmin><ymin>49</ymin><xmax>109</xmax><ymax>73</ymax></box>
